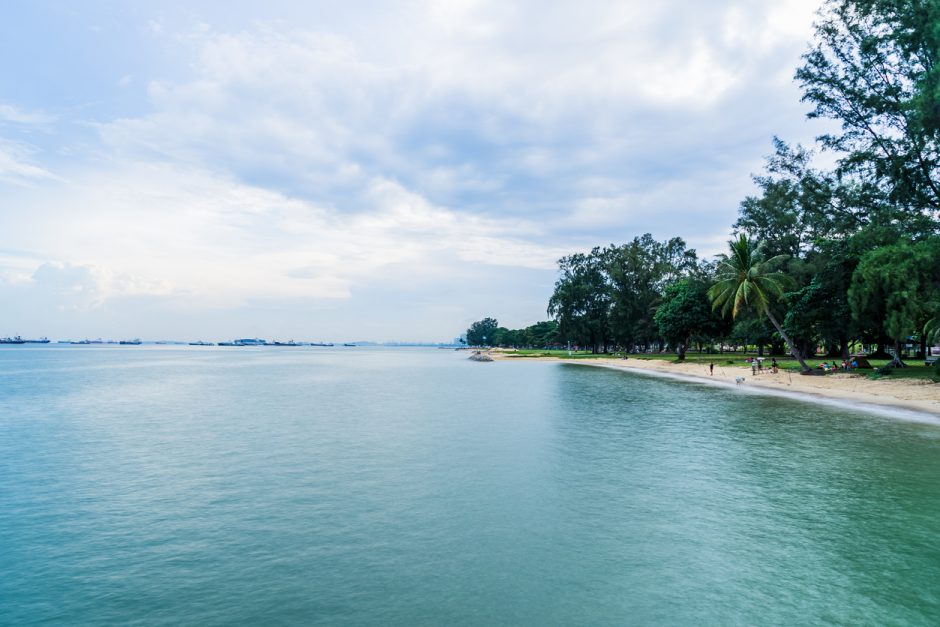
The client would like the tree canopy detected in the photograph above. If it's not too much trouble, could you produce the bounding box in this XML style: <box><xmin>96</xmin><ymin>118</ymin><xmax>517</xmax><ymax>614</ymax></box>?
<box><xmin>466</xmin><ymin>317</ymin><xmax>499</xmax><ymax>347</ymax></box>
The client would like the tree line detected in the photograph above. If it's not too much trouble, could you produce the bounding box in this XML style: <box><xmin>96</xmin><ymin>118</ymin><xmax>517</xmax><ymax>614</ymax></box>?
<box><xmin>465</xmin><ymin>318</ymin><xmax>560</xmax><ymax>349</ymax></box>
<box><xmin>467</xmin><ymin>0</ymin><xmax>940</xmax><ymax>372</ymax></box>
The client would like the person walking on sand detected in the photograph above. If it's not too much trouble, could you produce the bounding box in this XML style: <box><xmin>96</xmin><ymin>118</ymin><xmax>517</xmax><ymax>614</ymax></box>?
<box><xmin>709</xmin><ymin>362</ymin><xmax>714</xmax><ymax>376</ymax></box>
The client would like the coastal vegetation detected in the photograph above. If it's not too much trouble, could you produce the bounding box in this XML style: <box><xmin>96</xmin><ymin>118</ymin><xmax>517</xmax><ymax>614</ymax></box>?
<box><xmin>467</xmin><ymin>0</ymin><xmax>940</xmax><ymax>378</ymax></box>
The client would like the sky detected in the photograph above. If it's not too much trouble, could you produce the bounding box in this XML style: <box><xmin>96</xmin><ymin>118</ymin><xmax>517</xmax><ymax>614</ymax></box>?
<box><xmin>0</xmin><ymin>0</ymin><xmax>831</xmax><ymax>342</ymax></box>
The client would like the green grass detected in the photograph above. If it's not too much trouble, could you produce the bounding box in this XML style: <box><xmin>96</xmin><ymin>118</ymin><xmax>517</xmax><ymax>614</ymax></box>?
<box><xmin>865</xmin><ymin>361</ymin><xmax>940</xmax><ymax>381</ymax></box>
<box><xmin>498</xmin><ymin>349</ymin><xmax>940</xmax><ymax>381</ymax></box>
<box><xmin>502</xmin><ymin>349</ymin><xmax>620</xmax><ymax>359</ymax></box>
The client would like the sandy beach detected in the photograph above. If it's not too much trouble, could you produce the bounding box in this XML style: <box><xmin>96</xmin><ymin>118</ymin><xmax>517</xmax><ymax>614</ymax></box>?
<box><xmin>491</xmin><ymin>351</ymin><xmax>940</xmax><ymax>419</ymax></box>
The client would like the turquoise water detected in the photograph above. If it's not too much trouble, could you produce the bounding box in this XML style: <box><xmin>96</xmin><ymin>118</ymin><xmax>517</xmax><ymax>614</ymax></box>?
<box><xmin>2</xmin><ymin>346</ymin><xmax>940</xmax><ymax>625</ymax></box>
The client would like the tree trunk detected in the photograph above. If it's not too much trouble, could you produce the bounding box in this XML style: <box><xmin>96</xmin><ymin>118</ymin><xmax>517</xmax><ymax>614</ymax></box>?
<box><xmin>766</xmin><ymin>310</ymin><xmax>811</xmax><ymax>373</ymax></box>
<box><xmin>891</xmin><ymin>338</ymin><xmax>907</xmax><ymax>367</ymax></box>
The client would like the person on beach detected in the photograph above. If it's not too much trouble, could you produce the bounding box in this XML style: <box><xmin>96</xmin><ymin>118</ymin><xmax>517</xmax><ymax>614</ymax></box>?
<box><xmin>709</xmin><ymin>362</ymin><xmax>714</xmax><ymax>376</ymax></box>
<box><xmin>751</xmin><ymin>361</ymin><xmax>757</xmax><ymax>375</ymax></box>
<box><xmin>771</xmin><ymin>357</ymin><xmax>778</xmax><ymax>374</ymax></box>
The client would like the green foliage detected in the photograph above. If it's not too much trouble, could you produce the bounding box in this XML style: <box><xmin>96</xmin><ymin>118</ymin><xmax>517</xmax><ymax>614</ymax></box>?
<box><xmin>523</xmin><ymin>320</ymin><xmax>560</xmax><ymax>347</ymax></box>
<box><xmin>925</xmin><ymin>317</ymin><xmax>940</xmax><ymax>345</ymax></box>
<box><xmin>796</xmin><ymin>0</ymin><xmax>940</xmax><ymax>219</ymax></box>
<box><xmin>708</xmin><ymin>234</ymin><xmax>794</xmax><ymax>319</ymax></box>
<box><xmin>547</xmin><ymin>249</ymin><xmax>611</xmax><ymax>353</ymax></box>
<box><xmin>466</xmin><ymin>317</ymin><xmax>499</xmax><ymax>346</ymax></box>
<box><xmin>734</xmin><ymin>138</ymin><xmax>859</xmax><ymax>258</ymax></box>
<box><xmin>654</xmin><ymin>279</ymin><xmax>725</xmax><ymax>359</ymax></box>
<box><xmin>849</xmin><ymin>238</ymin><xmax>940</xmax><ymax>362</ymax></box>
<box><xmin>488</xmin><ymin>321</ymin><xmax>559</xmax><ymax>348</ymax></box>
<box><xmin>729</xmin><ymin>316</ymin><xmax>775</xmax><ymax>349</ymax></box>
<box><xmin>709</xmin><ymin>235</ymin><xmax>810</xmax><ymax>371</ymax></box>
<box><xmin>603</xmin><ymin>235</ymin><xmax>700</xmax><ymax>350</ymax></box>
<box><xmin>783</xmin><ymin>273</ymin><xmax>853</xmax><ymax>356</ymax></box>
<box><xmin>547</xmin><ymin>236</ymin><xmax>702</xmax><ymax>352</ymax></box>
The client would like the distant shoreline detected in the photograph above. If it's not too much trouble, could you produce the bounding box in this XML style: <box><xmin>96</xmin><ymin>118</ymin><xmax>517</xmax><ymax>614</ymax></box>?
<box><xmin>490</xmin><ymin>351</ymin><xmax>940</xmax><ymax>423</ymax></box>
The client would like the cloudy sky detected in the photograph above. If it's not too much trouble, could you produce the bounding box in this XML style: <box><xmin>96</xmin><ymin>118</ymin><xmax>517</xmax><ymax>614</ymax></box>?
<box><xmin>0</xmin><ymin>0</ymin><xmax>829</xmax><ymax>342</ymax></box>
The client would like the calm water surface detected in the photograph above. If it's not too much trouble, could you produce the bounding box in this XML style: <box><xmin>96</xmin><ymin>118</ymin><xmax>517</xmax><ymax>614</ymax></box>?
<box><xmin>2</xmin><ymin>346</ymin><xmax>940</xmax><ymax>625</ymax></box>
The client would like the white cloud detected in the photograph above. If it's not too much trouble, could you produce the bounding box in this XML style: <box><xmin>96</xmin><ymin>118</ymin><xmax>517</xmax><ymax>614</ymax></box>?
<box><xmin>3</xmin><ymin>161</ymin><xmax>564</xmax><ymax>314</ymax></box>
<box><xmin>30</xmin><ymin>262</ymin><xmax>153</xmax><ymax>310</ymax></box>
<box><xmin>0</xmin><ymin>103</ymin><xmax>53</xmax><ymax>126</ymax></box>
<box><xmin>95</xmin><ymin>1</ymin><xmax>822</xmax><ymax>216</ymax></box>
<box><xmin>0</xmin><ymin>0</ymin><xmax>829</xmax><ymax>338</ymax></box>
<box><xmin>0</xmin><ymin>139</ymin><xmax>57</xmax><ymax>186</ymax></box>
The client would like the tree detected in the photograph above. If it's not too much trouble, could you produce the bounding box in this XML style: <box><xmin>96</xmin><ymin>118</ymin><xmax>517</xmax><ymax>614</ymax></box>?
<box><xmin>735</xmin><ymin>138</ymin><xmax>874</xmax><ymax>259</ymax></box>
<box><xmin>654</xmin><ymin>279</ymin><xmax>724</xmax><ymax>360</ymax></box>
<box><xmin>548</xmin><ymin>249</ymin><xmax>611</xmax><ymax>353</ymax></box>
<box><xmin>796</xmin><ymin>0</ymin><xmax>940</xmax><ymax>223</ymax></box>
<box><xmin>524</xmin><ymin>321</ymin><xmax>559</xmax><ymax>347</ymax></box>
<box><xmin>466</xmin><ymin>317</ymin><xmax>499</xmax><ymax>347</ymax></box>
<box><xmin>603</xmin><ymin>235</ymin><xmax>698</xmax><ymax>351</ymax></box>
<box><xmin>925</xmin><ymin>316</ymin><xmax>940</xmax><ymax>348</ymax></box>
<box><xmin>708</xmin><ymin>235</ymin><xmax>812</xmax><ymax>372</ymax></box>
<box><xmin>849</xmin><ymin>238</ymin><xmax>940</xmax><ymax>365</ymax></box>
<box><xmin>730</xmin><ymin>315</ymin><xmax>780</xmax><ymax>356</ymax></box>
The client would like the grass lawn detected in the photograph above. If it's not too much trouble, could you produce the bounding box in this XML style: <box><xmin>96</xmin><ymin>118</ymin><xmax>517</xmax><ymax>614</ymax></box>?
<box><xmin>498</xmin><ymin>349</ymin><xmax>940</xmax><ymax>381</ymax></box>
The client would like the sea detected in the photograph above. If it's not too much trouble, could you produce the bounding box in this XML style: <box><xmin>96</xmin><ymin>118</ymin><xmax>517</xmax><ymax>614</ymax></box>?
<box><xmin>2</xmin><ymin>345</ymin><xmax>940</xmax><ymax>625</ymax></box>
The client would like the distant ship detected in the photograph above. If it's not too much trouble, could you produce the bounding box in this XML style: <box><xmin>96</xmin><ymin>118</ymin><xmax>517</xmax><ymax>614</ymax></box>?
<box><xmin>343</xmin><ymin>343</ymin><xmax>356</xmax><ymax>347</ymax></box>
<box><xmin>188</xmin><ymin>341</ymin><xmax>215</xmax><ymax>346</ymax></box>
<box><xmin>272</xmin><ymin>340</ymin><xmax>302</xmax><ymax>346</ymax></box>
<box><xmin>0</xmin><ymin>336</ymin><xmax>25</xmax><ymax>344</ymax></box>
<box><xmin>218</xmin><ymin>342</ymin><xmax>239</xmax><ymax>346</ymax></box>
<box><xmin>234</xmin><ymin>338</ymin><xmax>267</xmax><ymax>346</ymax></box>
<box><xmin>119</xmin><ymin>339</ymin><xmax>142</xmax><ymax>345</ymax></box>
<box><xmin>71</xmin><ymin>339</ymin><xmax>103</xmax><ymax>345</ymax></box>
<box><xmin>24</xmin><ymin>337</ymin><xmax>50</xmax><ymax>344</ymax></box>
<box><xmin>309</xmin><ymin>342</ymin><xmax>334</xmax><ymax>347</ymax></box>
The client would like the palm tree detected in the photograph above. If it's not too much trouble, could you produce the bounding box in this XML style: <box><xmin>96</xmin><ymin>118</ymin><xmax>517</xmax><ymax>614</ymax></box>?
<box><xmin>708</xmin><ymin>234</ymin><xmax>812</xmax><ymax>373</ymax></box>
<box><xmin>925</xmin><ymin>317</ymin><xmax>940</xmax><ymax>349</ymax></box>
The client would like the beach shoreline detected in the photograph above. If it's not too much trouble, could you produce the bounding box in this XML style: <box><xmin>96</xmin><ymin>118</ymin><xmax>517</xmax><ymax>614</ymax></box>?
<box><xmin>490</xmin><ymin>351</ymin><xmax>940</xmax><ymax>421</ymax></box>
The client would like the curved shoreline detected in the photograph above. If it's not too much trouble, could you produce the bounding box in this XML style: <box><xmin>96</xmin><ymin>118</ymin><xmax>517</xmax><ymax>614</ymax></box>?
<box><xmin>565</xmin><ymin>360</ymin><xmax>940</xmax><ymax>426</ymax></box>
<box><xmin>491</xmin><ymin>352</ymin><xmax>940</xmax><ymax>425</ymax></box>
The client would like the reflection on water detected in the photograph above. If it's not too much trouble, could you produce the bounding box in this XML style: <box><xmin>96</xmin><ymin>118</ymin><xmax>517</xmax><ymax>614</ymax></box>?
<box><xmin>2</xmin><ymin>348</ymin><xmax>940</xmax><ymax>625</ymax></box>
